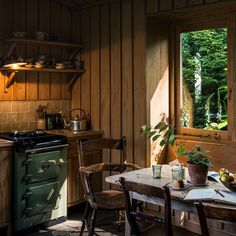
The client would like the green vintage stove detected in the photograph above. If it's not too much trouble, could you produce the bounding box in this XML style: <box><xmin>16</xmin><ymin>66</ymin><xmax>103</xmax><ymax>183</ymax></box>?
<box><xmin>0</xmin><ymin>131</ymin><xmax>68</xmax><ymax>232</ymax></box>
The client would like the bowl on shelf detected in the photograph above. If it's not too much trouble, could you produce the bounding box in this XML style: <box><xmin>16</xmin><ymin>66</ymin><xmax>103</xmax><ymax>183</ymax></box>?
<box><xmin>220</xmin><ymin>180</ymin><xmax>236</xmax><ymax>192</ymax></box>
<box><xmin>13</xmin><ymin>32</ymin><xmax>26</xmax><ymax>38</ymax></box>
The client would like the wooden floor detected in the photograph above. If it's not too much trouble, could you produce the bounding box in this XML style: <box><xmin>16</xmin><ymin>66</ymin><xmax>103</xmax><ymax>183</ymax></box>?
<box><xmin>19</xmin><ymin>204</ymin><xmax>125</xmax><ymax>236</ymax></box>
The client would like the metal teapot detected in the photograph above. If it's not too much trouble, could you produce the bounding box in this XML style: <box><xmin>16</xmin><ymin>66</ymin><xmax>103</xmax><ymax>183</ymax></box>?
<box><xmin>63</xmin><ymin>108</ymin><xmax>87</xmax><ymax>131</ymax></box>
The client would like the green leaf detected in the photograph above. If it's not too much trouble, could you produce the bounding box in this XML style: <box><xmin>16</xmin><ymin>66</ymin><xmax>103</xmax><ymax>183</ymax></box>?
<box><xmin>168</xmin><ymin>134</ymin><xmax>176</xmax><ymax>146</ymax></box>
<box><xmin>160</xmin><ymin>139</ymin><xmax>167</xmax><ymax>147</ymax></box>
<box><xmin>152</xmin><ymin>134</ymin><xmax>161</xmax><ymax>142</ymax></box>
<box><xmin>177</xmin><ymin>147</ymin><xmax>185</xmax><ymax>155</ymax></box>
<box><xmin>159</xmin><ymin>124</ymin><xmax>169</xmax><ymax>132</ymax></box>
<box><xmin>154</xmin><ymin>122</ymin><xmax>163</xmax><ymax>129</ymax></box>
<box><xmin>217</xmin><ymin>121</ymin><xmax>227</xmax><ymax>130</ymax></box>
<box><xmin>147</xmin><ymin>131</ymin><xmax>156</xmax><ymax>138</ymax></box>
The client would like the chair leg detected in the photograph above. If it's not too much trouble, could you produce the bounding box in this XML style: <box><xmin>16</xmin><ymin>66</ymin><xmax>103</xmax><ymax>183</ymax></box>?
<box><xmin>88</xmin><ymin>209</ymin><xmax>97</xmax><ymax>236</ymax></box>
<box><xmin>80</xmin><ymin>202</ymin><xmax>91</xmax><ymax>236</ymax></box>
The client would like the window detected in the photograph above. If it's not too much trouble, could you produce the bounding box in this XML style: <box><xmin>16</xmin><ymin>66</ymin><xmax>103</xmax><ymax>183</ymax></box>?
<box><xmin>175</xmin><ymin>18</ymin><xmax>233</xmax><ymax>140</ymax></box>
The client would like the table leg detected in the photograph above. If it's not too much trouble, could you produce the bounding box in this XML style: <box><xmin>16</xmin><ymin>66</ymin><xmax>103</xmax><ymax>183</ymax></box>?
<box><xmin>125</xmin><ymin>212</ymin><xmax>131</xmax><ymax>236</ymax></box>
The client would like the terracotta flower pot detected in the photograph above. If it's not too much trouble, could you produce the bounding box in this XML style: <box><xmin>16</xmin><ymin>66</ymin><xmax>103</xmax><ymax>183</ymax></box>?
<box><xmin>187</xmin><ymin>162</ymin><xmax>208</xmax><ymax>185</ymax></box>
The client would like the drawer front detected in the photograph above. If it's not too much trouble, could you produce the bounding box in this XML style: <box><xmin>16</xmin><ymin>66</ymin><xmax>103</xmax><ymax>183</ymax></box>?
<box><xmin>25</xmin><ymin>150</ymin><xmax>62</xmax><ymax>183</ymax></box>
<box><xmin>24</xmin><ymin>181</ymin><xmax>60</xmax><ymax>216</ymax></box>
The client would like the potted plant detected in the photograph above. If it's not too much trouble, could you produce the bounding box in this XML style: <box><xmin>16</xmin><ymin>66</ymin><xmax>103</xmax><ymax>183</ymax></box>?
<box><xmin>182</xmin><ymin>145</ymin><xmax>212</xmax><ymax>185</ymax></box>
<box><xmin>141</xmin><ymin>116</ymin><xmax>212</xmax><ymax>185</ymax></box>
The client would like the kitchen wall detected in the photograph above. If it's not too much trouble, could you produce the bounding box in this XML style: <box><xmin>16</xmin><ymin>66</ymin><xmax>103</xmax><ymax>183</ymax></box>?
<box><xmin>0</xmin><ymin>0</ymin><xmax>75</xmax><ymax>130</ymax></box>
<box><xmin>71</xmin><ymin>0</ymin><xmax>230</xmax><ymax>167</ymax></box>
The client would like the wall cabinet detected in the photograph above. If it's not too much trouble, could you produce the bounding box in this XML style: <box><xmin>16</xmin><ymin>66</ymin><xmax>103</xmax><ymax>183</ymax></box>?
<box><xmin>0</xmin><ymin>146</ymin><xmax>13</xmax><ymax>236</ymax></box>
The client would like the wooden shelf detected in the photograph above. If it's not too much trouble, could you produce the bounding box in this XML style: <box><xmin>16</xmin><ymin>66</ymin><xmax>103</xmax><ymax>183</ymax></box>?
<box><xmin>3</xmin><ymin>38</ymin><xmax>83</xmax><ymax>48</ymax></box>
<box><xmin>0</xmin><ymin>67</ymin><xmax>85</xmax><ymax>73</ymax></box>
<box><xmin>1</xmin><ymin>38</ymin><xmax>85</xmax><ymax>92</ymax></box>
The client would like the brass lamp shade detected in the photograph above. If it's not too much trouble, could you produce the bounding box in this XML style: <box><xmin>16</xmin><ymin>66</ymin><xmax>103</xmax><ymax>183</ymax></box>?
<box><xmin>3</xmin><ymin>58</ymin><xmax>26</xmax><ymax>68</ymax></box>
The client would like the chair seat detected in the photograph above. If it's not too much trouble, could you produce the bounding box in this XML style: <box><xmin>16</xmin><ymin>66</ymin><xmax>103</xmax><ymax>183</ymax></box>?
<box><xmin>141</xmin><ymin>222</ymin><xmax>199</xmax><ymax>236</ymax></box>
<box><xmin>92</xmin><ymin>190</ymin><xmax>125</xmax><ymax>210</ymax></box>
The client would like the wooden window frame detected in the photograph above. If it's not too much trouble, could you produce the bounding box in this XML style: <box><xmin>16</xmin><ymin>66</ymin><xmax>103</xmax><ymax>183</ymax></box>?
<box><xmin>171</xmin><ymin>15</ymin><xmax>236</xmax><ymax>143</ymax></box>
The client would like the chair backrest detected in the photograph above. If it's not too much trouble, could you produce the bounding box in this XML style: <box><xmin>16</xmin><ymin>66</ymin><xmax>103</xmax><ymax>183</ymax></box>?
<box><xmin>119</xmin><ymin>177</ymin><xmax>173</xmax><ymax>236</ymax></box>
<box><xmin>195</xmin><ymin>202</ymin><xmax>236</xmax><ymax>236</ymax></box>
<box><xmin>77</xmin><ymin>136</ymin><xmax>126</xmax><ymax>168</ymax></box>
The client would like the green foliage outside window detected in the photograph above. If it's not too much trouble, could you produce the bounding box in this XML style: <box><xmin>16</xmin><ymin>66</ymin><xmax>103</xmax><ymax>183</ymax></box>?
<box><xmin>181</xmin><ymin>28</ymin><xmax>227</xmax><ymax>130</ymax></box>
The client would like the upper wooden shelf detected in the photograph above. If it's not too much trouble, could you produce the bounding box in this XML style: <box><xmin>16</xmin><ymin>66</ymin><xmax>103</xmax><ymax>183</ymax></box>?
<box><xmin>3</xmin><ymin>38</ymin><xmax>83</xmax><ymax>49</ymax></box>
<box><xmin>0</xmin><ymin>67</ymin><xmax>85</xmax><ymax>73</ymax></box>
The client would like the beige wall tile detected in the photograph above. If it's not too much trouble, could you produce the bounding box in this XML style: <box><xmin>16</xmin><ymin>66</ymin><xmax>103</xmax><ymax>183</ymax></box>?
<box><xmin>53</xmin><ymin>101</ymin><xmax>61</xmax><ymax>111</ymax></box>
<box><xmin>12</xmin><ymin>123</ymin><xmax>21</xmax><ymax>131</ymax></box>
<box><xmin>61</xmin><ymin>100</ymin><xmax>71</xmax><ymax>110</ymax></box>
<box><xmin>30</xmin><ymin>122</ymin><xmax>38</xmax><ymax>130</ymax></box>
<box><xmin>2</xmin><ymin>102</ymin><xmax>12</xmax><ymax>112</ymax></box>
<box><xmin>0</xmin><ymin>113</ymin><xmax>7</xmax><ymax>123</ymax></box>
<box><xmin>2</xmin><ymin>124</ymin><xmax>11</xmax><ymax>132</ymax></box>
<box><xmin>29</xmin><ymin>101</ymin><xmax>38</xmax><ymax>112</ymax></box>
<box><xmin>20</xmin><ymin>122</ymin><xmax>30</xmax><ymax>131</ymax></box>
<box><xmin>12</xmin><ymin>102</ymin><xmax>21</xmax><ymax>112</ymax></box>
<box><xmin>7</xmin><ymin>113</ymin><xmax>17</xmax><ymax>123</ymax></box>
<box><xmin>0</xmin><ymin>99</ymin><xmax>71</xmax><ymax>132</ymax></box>
<box><xmin>20</xmin><ymin>102</ymin><xmax>30</xmax><ymax>112</ymax></box>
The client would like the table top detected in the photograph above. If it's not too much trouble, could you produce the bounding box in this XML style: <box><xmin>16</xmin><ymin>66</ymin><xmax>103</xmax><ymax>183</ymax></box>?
<box><xmin>106</xmin><ymin>165</ymin><xmax>227</xmax><ymax>205</ymax></box>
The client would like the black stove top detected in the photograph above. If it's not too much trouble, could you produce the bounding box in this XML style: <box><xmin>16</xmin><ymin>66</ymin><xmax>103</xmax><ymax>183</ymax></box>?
<box><xmin>0</xmin><ymin>130</ymin><xmax>67</xmax><ymax>151</ymax></box>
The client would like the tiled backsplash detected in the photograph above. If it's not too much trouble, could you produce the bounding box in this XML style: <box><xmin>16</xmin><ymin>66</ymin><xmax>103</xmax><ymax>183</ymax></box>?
<box><xmin>0</xmin><ymin>100</ymin><xmax>71</xmax><ymax>132</ymax></box>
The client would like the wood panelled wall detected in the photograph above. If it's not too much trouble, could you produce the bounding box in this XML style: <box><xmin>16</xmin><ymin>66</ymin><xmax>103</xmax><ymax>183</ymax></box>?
<box><xmin>72</xmin><ymin>0</ymin><xmax>232</xmax><ymax>167</ymax></box>
<box><xmin>0</xmin><ymin>0</ymin><xmax>73</xmax><ymax>101</ymax></box>
<box><xmin>72</xmin><ymin>0</ymin><xmax>147</xmax><ymax>167</ymax></box>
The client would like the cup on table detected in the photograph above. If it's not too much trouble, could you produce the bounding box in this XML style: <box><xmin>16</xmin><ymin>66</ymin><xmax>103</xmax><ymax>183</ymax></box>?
<box><xmin>152</xmin><ymin>164</ymin><xmax>162</xmax><ymax>178</ymax></box>
<box><xmin>171</xmin><ymin>166</ymin><xmax>185</xmax><ymax>181</ymax></box>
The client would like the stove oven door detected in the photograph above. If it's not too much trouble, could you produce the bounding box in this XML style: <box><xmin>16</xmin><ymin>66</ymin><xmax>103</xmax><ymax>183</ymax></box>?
<box><xmin>24</xmin><ymin>181</ymin><xmax>60</xmax><ymax>216</ymax></box>
<box><xmin>24</xmin><ymin>150</ymin><xmax>63</xmax><ymax>183</ymax></box>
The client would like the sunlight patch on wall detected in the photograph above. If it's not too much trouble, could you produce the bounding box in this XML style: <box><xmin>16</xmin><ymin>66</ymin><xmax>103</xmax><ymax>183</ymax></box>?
<box><xmin>150</xmin><ymin>67</ymin><xmax>169</xmax><ymax>164</ymax></box>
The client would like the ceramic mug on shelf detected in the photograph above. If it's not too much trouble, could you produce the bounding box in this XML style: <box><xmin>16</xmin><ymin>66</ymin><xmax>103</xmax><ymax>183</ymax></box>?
<box><xmin>35</xmin><ymin>31</ymin><xmax>49</xmax><ymax>41</ymax></box>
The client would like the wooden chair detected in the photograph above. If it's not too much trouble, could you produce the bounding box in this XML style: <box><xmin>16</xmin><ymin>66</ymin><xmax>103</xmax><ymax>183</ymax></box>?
<box><xmin>119</xmin><ymin>177</ymin><xmax>199</xmax><ymax>236</ymax></box>
<box><xmin>195</xmin><ymin>202</ymin><xmax>236</xmax><ymax>236</ymax></box>
<box><xmin>77</xmin><ymin>136</ymin><xmax>140</xmax><ymax>236</ymax></box>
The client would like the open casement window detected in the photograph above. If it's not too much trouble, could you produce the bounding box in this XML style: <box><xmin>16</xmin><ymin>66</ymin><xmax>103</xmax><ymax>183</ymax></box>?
<box><xmin>174</xmin><ymin>17</ymin><xmax>235</xmax><ymax>141</ymax></box>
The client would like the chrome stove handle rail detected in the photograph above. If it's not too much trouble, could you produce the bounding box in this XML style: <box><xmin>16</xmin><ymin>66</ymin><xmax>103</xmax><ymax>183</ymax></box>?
<box><xmin>25</xmin><ymin>143</ymin><xmax>69</xmax><ymax>154</ymax></box>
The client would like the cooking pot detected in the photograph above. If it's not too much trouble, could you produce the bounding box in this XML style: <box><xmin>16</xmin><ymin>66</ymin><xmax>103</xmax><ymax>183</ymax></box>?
<box><xmin>63</xmin><ymin>108</ymin><xmax>87</xmax><ymax>131</ymax></box>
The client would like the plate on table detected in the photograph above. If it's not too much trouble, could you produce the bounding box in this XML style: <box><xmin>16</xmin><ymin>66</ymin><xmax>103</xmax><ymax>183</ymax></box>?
<box><xmin>169</xmin><ymin>181</ymin><xmax>190</xmax><ymax>191</ymax></box>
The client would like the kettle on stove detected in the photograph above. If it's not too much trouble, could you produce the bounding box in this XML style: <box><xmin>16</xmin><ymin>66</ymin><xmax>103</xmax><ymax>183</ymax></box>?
<box><xmin>63</xmin><ymin>108</ymin><xmax>87</xmax><ymax>131</ymax></box>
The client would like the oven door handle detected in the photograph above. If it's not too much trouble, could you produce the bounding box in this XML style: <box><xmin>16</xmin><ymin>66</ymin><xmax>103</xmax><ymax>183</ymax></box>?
<box><xmin>25</xmin><ymin>144</ymin><xmax>69</xmax><ymax>153</ymax></box>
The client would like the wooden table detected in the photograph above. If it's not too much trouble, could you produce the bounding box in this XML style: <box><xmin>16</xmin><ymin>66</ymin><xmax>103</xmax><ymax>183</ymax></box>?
<box><xmin>105</xmin><ymin>165</ymin><xmax>227</xmax><ymax>235</ymax></box>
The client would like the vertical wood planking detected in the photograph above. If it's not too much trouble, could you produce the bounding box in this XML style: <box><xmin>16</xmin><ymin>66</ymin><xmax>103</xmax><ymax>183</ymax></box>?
<box><xmin>26</xmin><ymin>0</ymin><xmax>38</xmax><ymax>100</ymax></box>
<box><xmin>188</xmin><ymin>0</ymin><xmax>204</xmax><ymax>6</ymax></box>
<box><xmin>159</xmin><ymin>0</ymin><xmax>173</xmax><ymax>11</ymax></box>
<box><xmin>100</xmin><ymin>5</ymin><xmax>110</xmax><ymax>139</ymax></box>
<box><xmin>122</xmin><ymin>0</ymin><xmax>133</xmax><ymax>164</ymax></box>
<box><xmin>71</xmin><ymin>11</ymin><xmax>81</xmax><ymax>105</ymax></box>
<box><xmin>13</xmin><ymin>0</ymin><xmax>26</xmax><ymax>100</ymax></box>
<box><xmin>110</xmin><ymin>1</ymin><xmax>121</xmax><ymax>163</ymax></box>
<box><xmin>100</xmin><ymin>4</ymin><xmax>110</xmax><ymax>188</ymax></box>
<box><xmin>133</xmin><ymin>0</ymin><xmax>146</xmax><ymax>167</ymax></box>
<box><xmin>146</xmin><ymin>0</ymin><xmax>159</xmax><ymax>15</ymax></box>
<box><xmin>174</xmin><ymin>0</ymin><xmax>188</xmax><ymax>9</ymax></box>
<box><xmin>38</xmin><ymin>0</ymin><xmax>50</xmax><ymax>100</ymax></box>
<box><xmin>79</xmin><ymin>9</ymin><xmax>91</xmax><ymax>118</ymax></box>
<box><xmin>61</xmin><ymin>7</ymin><xmax>72</xmax><ymax>100</ymax></box>
<box><xmin>90</xmin><ymin>7</ymin><xmax>100</xmax><ymax>130</ymax></box>
<box><xmin>0</xmin><ymin>0</ymin><xmax>13</xmax><ymax>100</ymax></box>
<box><xmin>50</xmin><ymin>1</ymin><xmax>62</xmax><ymax>100</ymax></box>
